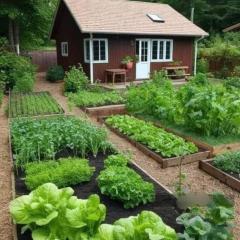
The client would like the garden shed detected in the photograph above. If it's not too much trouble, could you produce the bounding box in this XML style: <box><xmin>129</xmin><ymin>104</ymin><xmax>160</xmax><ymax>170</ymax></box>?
<box><xmin>50</xmin><ymin>0</ymin><xmax>208</xmax><ymax>83</ymax></box>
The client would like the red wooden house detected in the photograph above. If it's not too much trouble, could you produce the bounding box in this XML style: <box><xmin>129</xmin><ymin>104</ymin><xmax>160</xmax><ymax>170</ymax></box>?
<box><xmin>50</xmin><ymin>0</ymin><xmax>208</xmax><ymax>84</ymax></box>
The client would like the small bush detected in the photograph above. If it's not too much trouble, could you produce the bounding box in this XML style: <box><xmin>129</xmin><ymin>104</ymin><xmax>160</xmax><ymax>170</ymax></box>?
<box><xmin>197</xmin><ymin>58</ymin><xmax>209</xmax><ymax>74</ymax></box>
<box><xmin>64</xmin><ymin>65</ymin><xmax>89</xmax><ymax>92</ymax></box>
<box><xmin>233</xmin><ymin>65</ymin><xmax>240</xmax><ymax>77</ymax></box>
<box><xmin>189</xmin><ymin>73</ymin><xmax>209</xmax><ymax>86</ymax></box>
<box><xmin>13</xmin><ymin>72</ymin><xmax>34</xmax><ymax>93</ymax></box>
<box><xmin>25</xmin><ymin>158</ymin><xmax>95</xmax><ymax>190</ymax></box>
<box><xmin>46</xmin><ymin>65</ymin><xmax>65</xmax><ymax>82</ymax></box>
<box><xmin>213</xmin><ymin>151</ymin><xmax>240</xmax><ymax>174</ymax></box>
<box><xmin>224</xmin><ymin>77</ymin><xmax>240</xmax><ymax>89</ymax></box>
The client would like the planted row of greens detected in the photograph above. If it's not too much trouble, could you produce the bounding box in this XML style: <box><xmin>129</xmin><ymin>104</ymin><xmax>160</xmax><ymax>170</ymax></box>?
<box><xmin>97</xmin><ymin>154</ymin><xmax>155</xmax><ymax>209</ymax></box>
<box><xmin>106</xmin><ymin>115</ymin><xmax>198</xmax><ymax>158</ymax></box>
<box><xmin>9</xmin><ymin>91</ymin><xmax>64</xmax><ymax>118</ymax></box>
<box><xmin>212</xmin><ymin>151</ymin><xmax>240</xmax><ymax>175</ymax></box>
<box><xmin>67</xmin><ymin>89</ymin><xmax>126</xmax><ymax>108</ymax></box>
<box><xmin>11</xmin><ymin>116</ymin><xmax>111</xmax><ymax>168</ymax></box>
<box><xmin>10</xmin><ymin>183</ymin><xmax>234</xmax><ymax>240</ymax></box>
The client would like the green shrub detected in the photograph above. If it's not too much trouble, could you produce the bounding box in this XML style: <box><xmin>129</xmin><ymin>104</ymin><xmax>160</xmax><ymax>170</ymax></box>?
<box><xmin>64</xmin><ymin>65</ymin><xmax>89</xmax><ymax>92</ymax></box>
<box><xmin>212</xmin><ymin>151</ymin><xmax>240</xmax><ymax>174</ymax></box>
<box><xmin>25</xmin><ymin>158</ymin><xmax>95</xmax><ymax>190</ymax></box>
<box><xmin>232</xmin><ymin>65</ymin><xmax>240</xmax><ymax>77</ymax></box>
<box><xmin>104</xmin><ymin>154</ymin><xmax>129</xmax><ymax>168</ymax></box>
<box><xmin>10</xmin><ymin>183</ymin><xmax>106</xmax><ymax>240</ymax></box>
<box><xmin>197</xmin><ymin>58</ymin><xmax>209</xmax><ymax>74</ymax></box>
<box><xmin>13</xmin><ymin>72</ymin><xmax>34</xmax><ymax>93</ymax></box>
<box><xmin>11</xmin><ymin>116</ymin><xmax>111</xmax><ymax>167</ymax></box>
<box><xmin>46</xmin><ymin>65</ymin><xmax>65</xmax><ymax>82</ymax></box>
<box><xmin>224</xmin><ymin>77</ymin><xmax>240</xmax><ymax>89</ymax></box>
<box><xmin>189</xmin><ymin>73</ymin><xmax>210</xmax><ymax>86</ymax></box>
<box><xmin>177</xmin><ymin>193</ymin><xmax>234</xmax><ymax>239</ymax></box>
<box><xmin>97</xmin><ymin>164</ymin><xmax>155</xmax><ymax>209</ymax></box>
<box><xmin>0</xmin><ymin>51</ymin><xmax>36</xmax><ymax>90</ymax></box>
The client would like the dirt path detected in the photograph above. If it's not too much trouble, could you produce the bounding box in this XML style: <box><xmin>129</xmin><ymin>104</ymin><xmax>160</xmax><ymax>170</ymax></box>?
<box><xmin>35</xmin><ymin>73</ymin><xmax>240</xmax><ymax>237</ymax></box>
<box><xmin>0</xmin><ymin>96</ymin><xmax>13</xmax><ymax>240</ymax></box>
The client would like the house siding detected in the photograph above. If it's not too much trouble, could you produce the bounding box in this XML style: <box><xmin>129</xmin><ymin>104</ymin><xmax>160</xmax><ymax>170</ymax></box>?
<box><xmin>52</xmin><ymin>1</ymin><xmax>194</xmax><ymax>82</ymax></box>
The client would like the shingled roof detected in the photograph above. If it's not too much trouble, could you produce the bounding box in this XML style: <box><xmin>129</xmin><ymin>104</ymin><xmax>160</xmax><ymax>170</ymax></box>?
<box><xmin>59</xmin><ymin>0</ymin><xmax>208</xmax><ymax>37</ymax></box>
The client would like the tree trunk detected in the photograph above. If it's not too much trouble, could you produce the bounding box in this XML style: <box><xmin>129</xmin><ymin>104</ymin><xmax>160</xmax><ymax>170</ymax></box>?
<box><xmin>8</xmin><ymin>18</ymin><xmax>15</xmax><ymax>51</ymax></box>
<box><xmin>13</xmin><ymin>21</ymin><xmax>20</xmax><ymax>55</ymax></box>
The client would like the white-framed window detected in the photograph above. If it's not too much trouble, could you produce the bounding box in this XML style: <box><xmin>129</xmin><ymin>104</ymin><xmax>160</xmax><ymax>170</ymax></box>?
<box><xmin>151</xmin><ymin>39</ymin><xmax>173</xmax><ymax>62</ymax></box>
<box><xmin>84</xmin><ymin>39</ymin><xmax>108</xmax><ymax>63</ymax></box>
<box><xmin>61</xmin><ymin>42</ymin><xmax>68</xmax><ymax>57</ymax></box>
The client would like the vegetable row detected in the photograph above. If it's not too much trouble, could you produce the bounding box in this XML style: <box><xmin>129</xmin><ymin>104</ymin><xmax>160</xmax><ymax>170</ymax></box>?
<box><xmin>106</xmin><ymin>115</ymin><xmax>198</xmax><ymax>157</ymax></box>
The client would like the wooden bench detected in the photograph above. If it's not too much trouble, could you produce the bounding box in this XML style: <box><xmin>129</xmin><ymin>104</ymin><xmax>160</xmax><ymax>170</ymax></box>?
<box><xmin>163</xmin><ymin>66</ymin><xmax>190</xmax><ymax>80</ymax></box>
<box><xmin>105</xmin><ymin>69</ymin><xmax>127</xmax><ymax>84</ymax></box>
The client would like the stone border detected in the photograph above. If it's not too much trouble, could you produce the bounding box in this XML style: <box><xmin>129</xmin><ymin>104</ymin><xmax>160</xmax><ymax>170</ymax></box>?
<box><xmin>199</xmin><ymin>159</ymin><xmax>240</xmax><ymax>192</ymax></box>
<box><xmin>82</xmin><ymin>104</ymin><xmax>126</xmax><ymax>117</ymax></box>
<box><xmin>99</xmin><ymin>117</ymin><xmax>210</xmax><ymax>168</ymax></box>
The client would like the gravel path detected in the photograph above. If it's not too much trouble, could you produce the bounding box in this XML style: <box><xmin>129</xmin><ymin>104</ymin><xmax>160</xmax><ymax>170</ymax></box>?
<box><xmin>35</xmin><ymin>73</ymin><xmax>240</xmax><ymax>238</ymax></box>
<box><xmin>0</xmin><ymin>96</ymin><xmax>13</xmax><ymax>240</ymax></box>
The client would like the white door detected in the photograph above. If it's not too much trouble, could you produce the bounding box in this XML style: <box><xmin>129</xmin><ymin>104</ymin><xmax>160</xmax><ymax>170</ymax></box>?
<box><xmin>136</xmin><ymin>39</ymin><xmax>150</xmax><ymax>80</ymax></box>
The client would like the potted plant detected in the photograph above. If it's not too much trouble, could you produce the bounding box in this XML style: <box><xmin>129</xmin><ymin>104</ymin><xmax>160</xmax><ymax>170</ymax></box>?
<box><xmin>121</xmin><ymin>55</ymin><xmax>138</xmax><ymax>70</ymax></box>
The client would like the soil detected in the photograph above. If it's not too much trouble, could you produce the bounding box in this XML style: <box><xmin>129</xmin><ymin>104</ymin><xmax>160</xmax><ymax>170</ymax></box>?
<box><xmin>15</xmin><ymin>152</ymin><xmax>182</xmax><ymax>240</ymax></box>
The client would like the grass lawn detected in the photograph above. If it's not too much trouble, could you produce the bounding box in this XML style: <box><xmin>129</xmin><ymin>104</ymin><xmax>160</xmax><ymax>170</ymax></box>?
<box><xmin>139</xmin><ymin>114</ymin><xmax>240</xmax><ymax>146</ymax></box>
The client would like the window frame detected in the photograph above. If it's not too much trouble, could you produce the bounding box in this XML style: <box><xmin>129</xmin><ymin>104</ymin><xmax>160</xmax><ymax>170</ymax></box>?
<box><xmin>84</xmin><ymin>38</ymin><xmax>108</xmax><ymax>63</ymax></box>
<box><xmin>61</xmin><ymin>42</ymin><xmax>68</xmax><ymax>57</ymax></box>
<box><xmin>150</xmin><ymin>39</ymin><xmax>173</xmax><ymax>62</ymax></box>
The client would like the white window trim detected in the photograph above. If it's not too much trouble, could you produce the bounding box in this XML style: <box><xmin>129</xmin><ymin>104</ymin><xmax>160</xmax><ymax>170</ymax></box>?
<box><xmin>84</xmin><ymin>38</ymin><xmax>108</xmax><ymax>64</ymax></box>
<box><xmin>150</xmin><ymin>39</ymin><xmax>173</xmax><ymax>62</ymax></box>
<box><xmin>61</xmin><ymin>42</ymin><xmax>68</xmax><ymax>57</ymax></box>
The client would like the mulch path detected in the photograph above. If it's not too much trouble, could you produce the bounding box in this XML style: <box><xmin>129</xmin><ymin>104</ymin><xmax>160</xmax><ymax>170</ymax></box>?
<box><xmin>0</xmin><ymin>96</ymin><xmax>13</xmax><ymax>240</ymax></box>
<box><xmin>33</xmin><ymin>73</ymin><xmax>240</xmax><ymax>237</ymax></box>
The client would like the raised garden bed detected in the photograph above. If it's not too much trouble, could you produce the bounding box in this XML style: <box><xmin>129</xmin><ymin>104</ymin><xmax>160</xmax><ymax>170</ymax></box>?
<box><xmin>13</xmin><ymin>152</ymin><xmax>182</xmax><ymax>240</ymax></box>
<box><xmin>199</xmin><ymin>159</ymin><xmax>240</xmax><ymax>192</ymax></box>
<box><xmin>100</xmin><ymin>115</ymin><xmax>210</xmax><ymax>168</ymax></box>
<box><xmin>9</xmin><ymin>91</ymin><xmax>64</xmax><ymax>118</ymax></box>
<box><xmin>83</xmin><ymin>104</ymin><xmax>126</xmax><ymax>117</ymax></box>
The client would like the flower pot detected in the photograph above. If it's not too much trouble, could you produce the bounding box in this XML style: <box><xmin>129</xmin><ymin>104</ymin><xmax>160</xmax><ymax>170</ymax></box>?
<box><xmin>177</xmin><ymin>192</ymin><xmax>211</xmax><ymax>210</ymax></box>
<box><xmin>126</xmin><ymin>62</ymin><xmax>133</xmax><ymax>70</ymax></box>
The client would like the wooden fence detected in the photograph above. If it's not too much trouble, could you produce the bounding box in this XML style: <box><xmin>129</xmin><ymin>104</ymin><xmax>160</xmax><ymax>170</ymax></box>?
<box><xmin>27</xmin><ymin>50</ymin><xmax>57</xmax><ymax>72</ymax></box>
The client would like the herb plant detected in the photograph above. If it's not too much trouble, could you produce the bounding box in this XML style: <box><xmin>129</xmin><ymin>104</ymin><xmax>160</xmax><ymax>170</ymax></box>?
<box><xmin>212</xmin><ymin>151</ymin><xmax>240</xmax><ymax>174</ymax></box>
<box><xmin>98</xmin><ymin>155</ymin><xmax>155</xmax><ymax>209</ymax></box>
<box><xmin>103</xmin><ymin>154</ymin><xmax>129</xmax><ymax>168</ymax></box>
<box><xmin>11</xmin><ymin>116</ymin><xmax>111</xmax><ymax>167</ymax></box>
<box><xmin>9</xmin><ymin>91</ymin><xmax>64</xmax><ymax>117</ymax></box>
<box><xmin>10</xmin><ymin>183</ymin><xmax>106</xmax><ymax>240</ymax></box>
<box><xmin>177</xmin><ymin>193</ymin><xmax>234</xmax><ymax>240</ymax></box>
<box><xmin>25</xmin><ymin>158</ymin><xmax>95</xmax><ymax>190</ymax></box>
<box><xmin>106</xmin><ymin>115</ymin><xmax>198</xmax><ymax>158</ymax></box>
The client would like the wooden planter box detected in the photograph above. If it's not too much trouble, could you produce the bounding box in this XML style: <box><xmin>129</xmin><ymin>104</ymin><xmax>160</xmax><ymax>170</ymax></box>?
<box><xmin>82</xmin><ymin>104</ymin><xmax>126</xmax><ymax>117</ymax></box>
<box><xmin>100</xmin><ymin>118</ymin><xmax>210</xmax><ymax>168</ymax></box>
<box><xmin>199</xmin><ymin>159</ymin><xmax>240</xmax><ymax>192</ymax></box>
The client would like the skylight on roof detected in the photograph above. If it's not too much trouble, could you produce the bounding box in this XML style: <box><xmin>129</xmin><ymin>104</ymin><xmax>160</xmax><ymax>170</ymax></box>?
<box><xmin>147</xmin><ymin>14</ymin><xmax>165</xmax><ymax>23</ymax></box>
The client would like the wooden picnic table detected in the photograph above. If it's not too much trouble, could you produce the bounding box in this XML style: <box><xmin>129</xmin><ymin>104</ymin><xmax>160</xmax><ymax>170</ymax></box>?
<box><xmin>105</xmin><ymin>69</ymin><xmax>127</xmax><ymax>84</ymax></box>
<box><xmin>163</xmin><ymin>66</ymin><xmax>190</xmax><ymax>80</ymax></box>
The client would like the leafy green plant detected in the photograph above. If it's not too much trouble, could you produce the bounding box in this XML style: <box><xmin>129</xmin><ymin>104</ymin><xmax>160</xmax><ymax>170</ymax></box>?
<box><xmin>64</xmin><ymin>64</ymin><xmax>89</xmax><ymax>92</ymax></box>
<box><xmin>106</xmin><ymin>115</ymin><xmax>198</xmax><ymax>158</ymax></box>
<box><xmin>177</xmin><ymin>193</ymin><xmax>234</xmax><ymax>240</ymax></box>
<box><xmin>9</xmin><ymin>91</ymin><xmax>64</xmax><ymax>117</ymax></box>
<box><xmin>13</xmin><ymin>72</ymin><xmax>34</xmax><ymax>93</ymax></box>
<box><xmin>10</xmin><ymin>183</ymin><xmax>106</xmax><ymax>240</ymax></box>
<box><xmin>94</xmin><ymin>211</ymin><xmax>177</xmax><ymax>240</ymax></box>
<box><xmin>98</xmin><ymin>154</ymin><xmax>155</xmax><ymax>209</ymax></box>
<box><xmin>212</xmin><ymin>151</ymin><xmax>240</xmax><ymax>174</ymax></box>
<box><xmin>197</xmin><ymin>58</ymin><xmax>209</xmax><ymax>74</ymax></box>
<box><xmin>225</xmin><ymin>76</ymin><xmax>240</xmax><ymax>89</ymax></box>
<box><xmin>25</xmin><ymin>158</ymin><xmax>95</xmax><ymax>190</ymax></box>
<box><xmin>126</xmin><ymin>71</ymin><xmax>180</xmax><ymax>123</ymax></box>
<box><xmin>67</xmin><ymin>89</ymin><xmax>126</xmax><ymax>107</ymax></box>
<box><xmin>104</xmin><ymin>154</ymin><xmax>129</xmax><ymax>168</ymax></box>
<box><xmin>121</xmin><ymin>55</ymin><xmax>138</xmax><ymax>64</ymax></box>
<box><xmin>46</xmin><ymin>65</ymin><xmax>65</xmax><ymax>82</ymax></box>
<box><xmin>11</xmin><ymin>116</ymin><xmax>111</xmax><ymax>167</ymax></box>
<box><xmin>177</xmin><ymin>82</ymin><xmax>240</xmax><ymax>136</ymax></box>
